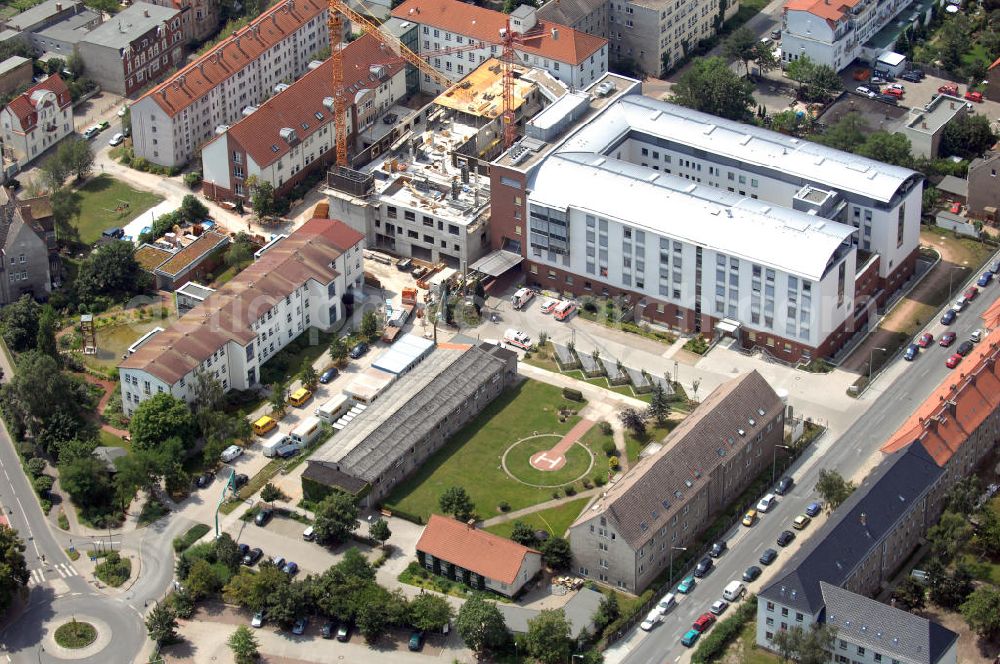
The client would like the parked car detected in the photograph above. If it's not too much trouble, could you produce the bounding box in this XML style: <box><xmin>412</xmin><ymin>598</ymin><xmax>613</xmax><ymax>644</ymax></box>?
<box><xmin>940</xmin><ymin>332</ymin><xmax>957</xmax><ymax>347</ymax></box>
<box><xmin>254</xmin><ymin>508</ymin><xmax>273</xmax><ymax>526</ymax></box>
<box><xmin>941</xmin><ymin>309</ymin><xmax>957</xmax><ymax>325</ymax></box>
<box><xmin>757</xmin><ymin>493</ymin><xmax>777</xmax><ymax>513</ymax></box>
<box><xmin>321</xmin><ymin>621</ymin><xmax>336</xmax><ymax>639</ymax></box>
<box><xmin>694</xmin><ymin>557</ymin><xmax>714</xmax><ymax>578</ymax></box>
<box><xmin>777</xmin><ymin>530</ymin><xmax>796</xmax><ymax>547</ymax></box>
<box><xmin>108</xmin><ymin>132</ymin><xmax>124</xmax><ymax>146</ymax></box>
<box><xmin>336</xmin><ymin>623</ymin><xmax>351</xmax><ymax>641</ymax></box>
<box><xmin>904</xmin><ymin>344</ymin><xmax>919</xmax><ymax>361</ymax></box>
<box><xmin>855</xmin><ymin>86</ymin><xmax>877</xmax><ymax>98</ymax></box>
<box><xmin>98</xmin><ymin>120</ymin><xmax>110</xmax><ymax>130</ymax></box>
<box><xmin>657</xmin><ymin>593</ymin><xmax>677</xmax><ymax>614</ymax></box>
<box><xmin>916</xmin><ymin>333</ymin><xmax>934</xmax><ymax>348</ymax></box>
<box><xmin>793</xmin><ymin>514</ymin><xmax>812</xmax><ymax>530</ymax></box>
<box><xmin>805</xmin><ymin>502</ymin><xmax>822</xmax><ymax>517</ymax></box>
<box><xmin>770</xmin><ymin>28</ymin><xmax>781</xmax><ymax>39</ymax></box>
<box><xmin>742</xmin><ymin>509</ymin><xmax>758</xmax><ymax>527</ymax></box>
<box><xmin>971</xmin><ymin>329</ymin><xmax>983</xmax><ymax>343</ymax></box>
<box><xmin>957</xmin><ymin>340</ymin><xmax>974</xmax><ymax>357</ymax></box>
<box><xmin>220</xmin><ymin>444</ymin><xmax>243</xmax><ymax>462</ymax></box>
<box><xmin>954</xmin><ymin>297</ymin><xmax>968</xmax><ymax>312</ymax></box>
<box><xmin>251</xmin><ymin>611</ymin><xmax>265</xmax><ymax>628</ymax></box>
<box><xmin>965</xmin><ymin>91</ymin><xmax>984</xmax><ymax>102</ymax></box>
<box><xmin>681</xmin><ymin>629</ymin><xmax>701</xmax><ymax>647</ymax></box>
<box><xmin>242</xmin><ymin>547</ymin><xmax>263</xmax><ymax>566</ymax></box>
<box><xmin>270</xmin><ymin>556</ymin><xmax>285</xmax><ymax>570</ymax></box>
<box><xmin>774</xmin><ymin>477</ymin><xmax>794</xmax><ymax>496</ymax></box>
<box><xmin>283</xmin><ymin>561</ymin><xmax>299</xmax><ymax>575</ymax></box>
<box><xmin>692</xmin><ymin>613</ymin><xmax>716</xmax><ymax>633</ymax></box>
<box><xmin>349</xmin><ymin>342</ymin><xmax>369</xmax><ymax>359</ymax></box>
<box><xmin>900</xmin><ymin>71</ymin><xmax>922</xmax><ymax>82</ymax></box>
<box><xmin>233</xmin><ymin>473</ymin><xmax>249</xmax><ymax>489</ymax></box>
<box><xmin>883</xmin><ymin>87</ymin><xmax>904</xmax><ymax>98</ymax></box>
<box><xmin>677</xmin><ymin>576</ymin><xmax>697</xmax><ymax>593</ymax></box>
<box><xmin>946</xmin><ymin>353</ymin><xmax>963</xmax><ymax>369</ymax></box>
<box><xmin>991</xmin><ymin>260</ymin><xmax>1000</xmax><ymax>274</ymax></box>
<box><xmin>876</xmin><ymin>94</ymin><xmax>899</xmax><ymax>105</ymax></box>
<box><xmin>237</xmin><ymin>543</ymin><xmax>249</xmax><ymax>558</ymax></box>
<box><xmin>640</xmin><ymin>609</ymin><xmax>662</xmax><ymax>631</ymax></box>
<box><xmin>319</xmin><ymin>367</ymin><xmax>339</xmax><ymax>384</ymax></box>
<box><xmin>292</xmin><ymin>617</ymin><xmax>308</xmax><ymax>635</ymax></box>
<box><xmin>195</xmin><ymin>472</ymin><xmax>214</xmax><ymax>488</ymax></box>
<box><xmin>965</xmin><ymin>286</ymin><xmax>979</xmax><ymax>301</ymax></box>
<box><xmin>743</xmin><ymin>565</ymin><xmax>762</xmax><ymax>582</ymax></box>
<box><xmin>408</xmin><ymin>631</ymin><xmax>425</xmax><ymax>651</ymax></box>
<box><xmin>760</xmin><ymin>548</ymin><xmax>778</xmax><ymax>565</ymax></box>
<box><xmin>978</xmin><ymin>272</ymin><xmax>994</xmax><ymax>287</ymax></box>
<box><xmin>709</xmin><ymin>600</ymin><xmax>729</xmax><ymax>615</ymax></box>
<box><xmin>709</xmin><ymin>541</ymin><xmax>727</xmax><ymax>558</ymax></box>
<box><xmin>938</xmin><ymin>83</ymin><xmax>959</xmax><ymax>95</ymax></box>
<box><xmin>83</xmin><ymin>125</ymin><xmax>100</xmax><ymax>139</ymax></box>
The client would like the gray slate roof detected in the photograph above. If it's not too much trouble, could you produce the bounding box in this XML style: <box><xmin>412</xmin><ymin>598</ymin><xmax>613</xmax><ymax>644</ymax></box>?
<box><xmin>537</xmin><ymin>0</ymin><xmax>606</xmax><ymax>28</ymax></box>
<box><xmin>80</xmin><ymin>2</ymin><xmax>178</xmax><ymax>49</ymax></box>
<box><xmin>498</xmin><ymin>587</ymin><xmax>602</xmax><ymax>637</ymax></box>
<box><xmin>302</xmin><ymin>461</ymin><xmax>370</xmax><ymax>495</ymax></box>
<box><xmin>575</xmin><ymin>370</ymin><xmax>782</xmax><ymax>549</ymax></box>
<box><xmin>820</xmin><ymin>582</ymin><xmax>957</xmax><ymax>664</ymax></box>
<box><xmin>7</xmin><ymin>0</ymin><xmax>82</xmax><ymax>30</ymax></box>
<box><xmin>759</xmin><ymin>442</ymin><xmax>943</xmax><ymax>614</ymax></box>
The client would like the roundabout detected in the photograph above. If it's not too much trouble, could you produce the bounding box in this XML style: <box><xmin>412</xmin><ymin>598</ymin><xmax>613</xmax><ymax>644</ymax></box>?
<box><xmin>54</xmin><ymin>621</ymin><xmax>96</xmax><ymax>649</ymax></box>
<box><xmin>502</xmin><ymin>433</ymin><xmax>595</xmax><ymax>488</ymax></box>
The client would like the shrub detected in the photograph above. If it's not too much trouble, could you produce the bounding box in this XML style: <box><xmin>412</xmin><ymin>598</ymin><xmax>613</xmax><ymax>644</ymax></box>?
<box><xmin>691</xmin><ymin>596</ymin><xmax>757</xmax><ymax>664</ymax></box>
<box><xmin>551</xmin><ymin>490</ymin><xmax>561</xmax><ymax>499</ymax></box>
<box><xmin>564</xmin><ymin>485</ymin><xmax>577</xmax><ymax>496</ymax></box>
<box><xmin>172</xmin><ymin>523</ymin><xmax>211</xmax><ymax>553</ymax></box>
<box><xmin>599</xmin><ymin>420</ymin><xmax>612</xmax><ymax>435</ymax></box>
<box><xmin>602</xmin><ymin>440</ymin><xmax>617</xmax><ymax>456</ymax></box>
<box><xmin>94</xmin><ymin>551</ymin><xmax>132</xmax><ymax>587</ymax></box>
<box><xmin>183</xmin><ymin>171</ymin><xmax>203</xmax><ymax>189</ymax></box>
<box><xmin>582</xmin><ymin>478</ymin><xmax>592</xmax><ymax>489</ymax></box>
<box><xmin>498</xmin><ymin>501</ymin><xmax>511</xmax><ymax>512</ymax></box>
<box><xmin>609</xmin><ymin>456</ymin><xmax>620</xmax><ymax>470</ymax></box>
<box><xmin>562</xmin><ymin>387</ymin><xmax>584</xmax><ymax>402</ymax></box>
<box><xmin>25</xmin><ymin>457</ymin><xmax>47</xmax><ymax>477</ymax></box>
<box><xmin>33</xmin><ymin>474</ymin><xmax>54</xmax><ymax>495</ymax></box>
<box><xmin>594</xmin><ymin>474</ymin><xmax>607</xmax><ymax>487</ymax></box>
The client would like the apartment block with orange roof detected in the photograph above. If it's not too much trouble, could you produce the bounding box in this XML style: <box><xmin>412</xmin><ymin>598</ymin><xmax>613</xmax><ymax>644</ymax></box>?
<box><xmin>129</xmin><ymin>0</ymin><xmax>330</xmax><ymax>169</ymax></box>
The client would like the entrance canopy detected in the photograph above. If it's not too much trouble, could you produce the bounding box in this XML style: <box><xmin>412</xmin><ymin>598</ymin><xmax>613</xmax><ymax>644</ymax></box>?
<box><xmin>470</xmin><ymin>250</ymin><xmax>524</xmax><ymax>277</ymax></box>
<box><xmin>716</xmin><ymin>318</ymin><xmax>742</xmax><ymax>335</ymax></box>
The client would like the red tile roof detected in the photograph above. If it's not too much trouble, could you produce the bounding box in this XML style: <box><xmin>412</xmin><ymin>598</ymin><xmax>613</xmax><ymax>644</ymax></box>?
<box><xmin>138</xmin><ymin>0</ymin><xmax>327</xmax><ymax>118</ymax></box>
<box><xmin>4</xmin><ymin>75</ymin><xmax>71</xmax><ymax>131</ymax></box>
<box><xmin>222</xmin><ymin>34</ymin><xmax>404</xmax><ymax>168</ymax></box>
<box><xmin>416</xmin><ymin>514</ymin><xmax>540</xmax><ymax>585</ymax></box>
<box><xmin>155</xmin><ymin>230</ymin><xmax>230</xmax><ymax>277</ymax></box>
<box><xmin>881</xmin><ymin>327</ymin><xmax>1000</xmax><ymax>467</ymax></box>
<box><xmin>121</xmin><ymin>217</ymin><xmax>364</xmax><ymax>385</ymax></box>
<box><xmin>990</xmin><ymin>56</ymin><xmax>1000</xmax><ymax>71</ymax></box>
<box><xmin>783</xmin><ymin>0</ymin><xmax>859</xmax><ymax>26</ymax></box>
<box><xmin>392</xmin><ymin>0</ymin><xmax>605</xmax><ymax>65</ymax></box>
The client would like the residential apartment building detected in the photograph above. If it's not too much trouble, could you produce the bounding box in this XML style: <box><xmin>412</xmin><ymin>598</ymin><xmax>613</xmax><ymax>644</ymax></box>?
<box><xmin>0</xmin><ymin>75</ymin><xmax>73</xmax><ymax>168</ymax></box>
<box><xmin>0</xmin><ymin>57</ymin><xmax>33</xmax><ymax>98</ymax></box>
<box><xmin>756</xmin><ymin>443</ymin><xmax>957</xmax><ymax>664</ymax></box>
<box><xmin>897</xmin><ymin>94</ymin><xmax>972</xmax><ymax>159</ymax></box>
<box><xmin>416</xmin><ymin>515</ymin><xmax>542</xmax><ymax>598</ymax></box>
<box><xmin>77</xmin><ymin>3</ymin><xmax>183</xmax><ymax>96</ymax></box>
<box><xmin>3</xmin><ymin>0</ymin><xmax>102</xmax><ymax>57</ymax></box>
<box><xmin>967</xmin><ymin>152</ymin><xmax>1000</xmax><ymax>220</ymax></box>
<box><xmin>201</xmin><ymin>35</ymin><xmax>406</xmax><ymax>203</ymax></box>
<box><xmin>537</xmin><ymin>0</ymin><xmax>608</xmax><ymax>40</ymax></box>
<box><xmin>491</xmin><ymin>84</ymin><xmax>923</xmax><ymax>361</ymax></box>
<box><xmin>143</xmin><ymin>0</ymin><xmax>221</xmax><ymax>43</ymax></box>
<box><xmin>118</xmin><ymin>216</ymin><xmax>364</xmax><ymax>416</ymax></box>
<box><xmin>129</xmin><ymin>0</ymin><xmax>330</xmax><ymax>169</ymax></box>
<box><xmin>0</xmin><ymin>186</ymin><xmax>55</xmax><ymax>304</ymax></box>
<box><xmin>390</xmin><ymin>0</ymin><xmax>608</xmax><ymax>94</ymax></box>
<box><xmin>781</xmin><ymin>0</ymin><xmax>935</xmax><ymax>72</ymax></box>
<box><xmin>568</xmin><ymin>371</ymin><xmax>783</xmax><ymax>593</ymax></box>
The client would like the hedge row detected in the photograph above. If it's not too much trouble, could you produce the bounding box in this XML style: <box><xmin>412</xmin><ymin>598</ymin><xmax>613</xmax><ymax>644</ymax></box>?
<box><xmin>172</xmin><ymin>523</ymin><xmax>211</xmax><ymax>553</ymax></box>
<box><xmin>691</xmin><ymin>595</ymin><xmax>758</xmax><ymax>664</ymax></box>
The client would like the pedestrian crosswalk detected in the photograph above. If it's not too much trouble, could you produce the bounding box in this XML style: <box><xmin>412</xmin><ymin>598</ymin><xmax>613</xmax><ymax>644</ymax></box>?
<box><xmin>28</xmin><ymin>562</ymin><xmax>78</xmax><ymax>585</ymax></box>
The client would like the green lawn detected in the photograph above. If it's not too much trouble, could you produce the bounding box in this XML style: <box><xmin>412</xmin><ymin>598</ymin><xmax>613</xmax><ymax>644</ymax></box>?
<box><xmin>485</xmin><ymin>496</ymin><xmax>592</xmax><ymax>539</ymax></box>
<box><xmin>70</xmin><ymin>175</ymin><xmax>163</xmax><ymax>245</ymax></box>
<box><xmin>385</xmin><ymin>380</ymin><xmax>587</xmax><ymax>521</ymax></box>
<box><xmin>624</xmin><ymin>422</ymin><xmax>676</xmax><ymax>462</ymax></box>
<box><xmin>505</xmin><ymin>434</ymin><xmax>594</xmax><ymax>487</ymax></box>
<box><xmin>735</xmin><ymin>622</ymin><xmax>782</xmax><ymax>663</ymax></box>
<box><xmin>580</xmin><ymin>423</ymin><xmax>616</xmax><ymax>457</ymax></box>
<box><xmin>98</xmin><ymin>429</ymin><xmax>129</xmax><ymax>450</ymax></box>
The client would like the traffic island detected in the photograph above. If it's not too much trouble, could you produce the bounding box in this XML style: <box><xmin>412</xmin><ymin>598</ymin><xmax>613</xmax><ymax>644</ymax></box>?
<box><xmin>54</xmin><ymin>620</ymin><xmax>97</xmax><ymax>649</ymax></box>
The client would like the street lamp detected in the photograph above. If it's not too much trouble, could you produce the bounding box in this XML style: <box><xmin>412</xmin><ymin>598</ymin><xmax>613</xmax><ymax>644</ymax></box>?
<box><xmin>771</xmin><ymin>444</ymin><xmax>792</xmax><ymax>485</ymax></box>
<box><xmin>868</xmin><ymin>346</ymin><xmax>887</xmax><ymax>387</ymax></box>
<box><xmin>668</xmin><ymin>546</ymin><xmax>687</xmax><ymax>591</ymax></box>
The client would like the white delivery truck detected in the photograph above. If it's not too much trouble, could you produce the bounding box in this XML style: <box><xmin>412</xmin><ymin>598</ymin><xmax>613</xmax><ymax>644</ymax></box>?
<box><xmin>261</xmin><ymin>436</ymin><xmax>285</xmax><ymax>458</ymax></box>
<box><xmin>316</xmin><ymin>393</ymin><xmax>351</xmax><ymax>423</ymax></box>
<box><xmin>290</xmin><ymin>415</ymin><xmax>322</xmax><ymax>447</ymax></box>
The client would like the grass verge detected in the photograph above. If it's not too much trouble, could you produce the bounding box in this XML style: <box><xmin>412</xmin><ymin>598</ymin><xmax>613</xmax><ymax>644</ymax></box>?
<box><xmin>173</xmin><ymin>523</ymin><xmax>211</xmax><ymax>553</ymax></box>
<box><xmin>485</xmin><ymin>496</ymin><xmax>592</xmax><ymax>539</ymax></box>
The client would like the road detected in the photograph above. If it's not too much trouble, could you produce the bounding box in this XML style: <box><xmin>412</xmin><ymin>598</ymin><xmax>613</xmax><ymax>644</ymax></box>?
<box><xmin>613</xmin><ymin>259</ymin><xmax>1000</xmax><ymax>664</ymax></box>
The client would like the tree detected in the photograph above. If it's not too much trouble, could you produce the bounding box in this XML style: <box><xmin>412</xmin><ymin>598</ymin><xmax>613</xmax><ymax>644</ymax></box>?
<box><xmin>299</xmin><ymin>366</ymin><xmax>319</xmax><ymax>392</ymax></box>
<box><xmin>227</xmin><ymin>625</ymin><xmax>260</xmax><ymax>664</ymax></box>
<box><xmin>336</xmin><ymin>548</ymin><xmax>376</xmax><ymax>581</ymax></box>
<box><xmin>146</xmin><ymin>602</ymin><xmax>179</xmax><ymax>645</ymax></box>
<box><xmin>35</xmin><ymin>305</ymin><xmax>58</xmax><ymax>362</ymax></box>
<box><xmin>356</xmin><ymin>584</ymin><xmax>392</xmax><ymax>643</ymax></box>
<box><xmin>261</xmin><ymin>482</ymin><xmax>284</xmax><ymax>506</ymax></box>
<box><xmin>927</xmin><ymin>511</ymin><xmax>973</xmax><ymax>561</ymax></box>
<box><xmin>223</xmin><ymin>565</ymin><xmax>289</xmax><ymax>613</ymax></box>
<box><xmin>892</xmin><ymin>576</ymin><xmax>926</xmax><ymax>611</ymax></box>
<box><xmin>439</xmin><ymin>486</ymin><xmax>475</xmax><ymax>522</ymax></box>
<box><xmin>815</xmin><ymin>469</ymin><xmax>854</xmax><ymax>510</ymax></box>
<box><xmin>248</xmin><ymin>177</ymin><xmax>277</xmax><ymax>220</ymax></box>
<box><xmin>960</xmin><ymin>586</ymin><xmax>1000</xmax><ymax>637</ymax></box>
<box><xmin>179</xmin><ymin>194</ymin><xmax>209</xmax><ymax>223</ymax></box>
<box><xmin>214</xmin><ymin>532</ymin><xmax>243</xmax><ymax>572</ymax></box>
<box><xmin>803</xmin><ymin>63</ymin><xmax>842</xmax><ymax>102</ymax></box>
<box><xmin>592</xmin><ymin>592</ymin><xmax>620</xmax><ymax>631</ymax></box>
<box><xmin>723</xmin><ymin>27</ymin><xmax>758</xmax><ymax>77</ymax></box>
<box><xmin>0</xmin><ymin>295</ymin><xmax>40</xmax><ymax>352</ymax></box>
<box><xmin>313</xmin><ymin>490</ymin><xmax>360</xmax><ymax>545</ymax></box>
<box><xmin>930</xmin><ymin>563</ymin><xmax>974</xmax><ymax>609</ymax></box>
<box><xmin>798</xmin><ymin>623</ymin><xmax>837</xmax><ymax>664</ymax></box>
<box><xmin>41</xmin><ymin>151</ymin><xmax>72</xmax><ymax>190</ymax></box>
<box><xmin>672</xmin><ymin>57</ymin><xmax>755</xmax><ymax>122</ymax></box>
<box><xmin>618</xmin><ymin>408</ymin><xmax>646</xmax><ymax>438</ymax></box>
<box><xmin>409</xmin><ymin>593</ymin><xmax>453</xmax><ymax>632</ymax></box>
<box><xmin>786</xmin><ymin>54</ymin><xmax>816</xmax><ymax>90</ymax></box>
<box><xmin>269</xmin><ymin>382</ymin><xmax>288</xmax><ymax>419</ymax></box>
<box><xmin>770</xmin><ymin>109</ymin><xmax>806</xmax><ymax>135</ymax></box>
<box><xmin>360</xmin><ymin>310</ymin><xmax>379</xmax><ymax>342</ymax></box>
<box><xmin>541</xmin><ymin>537</ymin><xmax>572</xmax><ymax>570</ymax></box>
<box><xmin>977</xmin><ymin>506</ymin><xmax>1000</xmax><ymax>556</ymax></box>
<box><xmin>329</xmin><ymin>335</ymin><xmax>349</xmax><ymax>367</ymax></box>
<box><xmin>645</xmin><ymin>382</ymin><xmax>670</xmax><ymax>426</ymax></box>
<box><xmin>184</xmin><ymin>558</ymin><xmax>221</xmax><ymax>599</ymax></box>
<box><xmin>75</xmin><ymin>240</ymin><xmax>150</xmax><ymax>302</ymax></box>
<box><xmin>49</xmin><ymin>187</ymin><xmax>80</xmax><ymax>240</ymax></box>
<box><xmin>455</xmin><ymin>595</ymin><xmax>509</xmax><ymax>656</ymax></box>
<box><xmin>771</xmin><ymin>626</ymin><xmax>802</xmax><ymax>662</ymax></box>
<box><xmin>946</xmin><ymin>477</ymin><xmax>982</xmax><ymax>516</ymax></box>
<box><xmin>129</xmin><ymin>393</ymin><xmax>194</xmax><ymax>450</ymax></box>
<box><xmin>225</xmin><ymin>232</ymin><xmax>255</xmax><ymax>268</ymax></box>
<box><xmin>857</xmin><ymin>131</ymin><xmax>913</xmax><ymax>168</ymax></box>
<box><xmin>62</xmin><ymin>137</ymin><xmax>94</xmax><ymax>180</ymax></box>
<box><xmin>369</xmin><ymin>517</ymin><xmax>391</xmax><ymax>547</ymax></box>
<box><xmin>510</xmin><ymin>521</ymin><xmax>537</xmax><ymax>547</ymax></box>
<box><xmin>266</xmin><ymin>580</ymin><xmax>310</xmax><ymax>628</ymax></box>
<box><xmin>524</xmin><ymin>609</ymin><xmax>572</xmax><ymax>664</ymax></box>
<box><xmin>941</xmin><ymin>113</ymin><xmax>998</xmax><ymax>160</ymax></box>
<box><xmin>0</xmin><ymin>525</ymin><xmax>29</xmax><ymax>617</ymax></box>
<box><xmin>59</xmin><ymin>455</ymin><xmax>114</xmax><ymax>507</ymax></box>
<box><xmin>819</xmin><ymin>113</ymin><xmax>867</xmax><ymax>152</ymax></box>
<box><xmin>752</xmin><ymin>40</ymin><xmax>779</xmax><ymax>76</ymax></box>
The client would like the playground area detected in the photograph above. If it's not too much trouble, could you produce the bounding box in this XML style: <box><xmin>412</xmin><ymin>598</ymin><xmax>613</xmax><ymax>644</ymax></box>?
<box><xmin>69</xmin><ymin>175</ymin><xmax>164</xmax><ymax>245</ymax></box>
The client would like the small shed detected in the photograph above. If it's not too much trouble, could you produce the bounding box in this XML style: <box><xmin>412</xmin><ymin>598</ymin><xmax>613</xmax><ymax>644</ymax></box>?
<box><xmin>875</xmin><ymin>51</ymin><xmax>906</xmax><ymax>76</ymax></box>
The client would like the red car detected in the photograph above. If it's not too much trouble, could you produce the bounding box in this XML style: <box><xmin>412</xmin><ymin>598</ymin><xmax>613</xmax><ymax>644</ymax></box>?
<box><xmin>965</xmin><ymin>91</ymin><xmax>983</xmax><ymax>103</ymax></box>
<box><xmin>964</xmin><ymin>286</ymin><xmax>979</xmax><ymax>300</ymax></box>
<box><xmin>940</xmin><ymin>332</ymin><xmax>957</xmax><ymax>347</ymax></box>
<box><xmin>946</xmin><ymin>353</ymin><xmax>963</xmax><ymax>369</ymax></box>
<box><xmin>917</xmin><ymin>333</ymin><xmax>934</xmax><ymax>348</ymax></box>
<box><xmin>692</xmin><ymin>613</ymin><xmax>716</xmax><ymax>633</ymax></box>
<box><xmin>938</xmin><ymin>84</ymin><xmax>959</xmax><ymax>96</ymax></box>
<box><xmin>883</xmin><ymin>87</ymin><xmax>904</xmax><ymax>98</ymax></box>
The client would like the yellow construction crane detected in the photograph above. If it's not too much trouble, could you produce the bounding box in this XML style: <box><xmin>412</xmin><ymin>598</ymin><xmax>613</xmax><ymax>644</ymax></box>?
<box><xmin>328</xmin><ymin>0</ymin><xmax>456</xmax><ymax>168</ymax></box>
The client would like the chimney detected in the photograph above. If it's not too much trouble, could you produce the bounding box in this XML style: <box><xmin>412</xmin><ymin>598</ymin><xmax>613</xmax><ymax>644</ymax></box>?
<box><xmin>466</xmin><ymin>518</ymin><xmax>476</xmax><ymax>529</ymax></box>
<box><xmin>56</xmin><ymin>2</ymin><xmax>62</xmax><ymax>10</ymax></box>
<box><xmin>144</xmin><ymin>7</ymin><xmax>149</xmax><ymax>16</ymax></box>
<box><xmin>551</xmin><ymin>27</ymin><xmax>558</xmax><ymax>39</ymax></box>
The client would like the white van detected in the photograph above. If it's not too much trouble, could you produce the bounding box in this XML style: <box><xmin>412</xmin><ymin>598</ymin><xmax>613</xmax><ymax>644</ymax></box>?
<box><xmin>220</xmin><ymin>444</ymin><xmax>243</xmax><ymax>463</ymax></box>
<box><xmin>290</xmin><ymin>416</ymin><xmax>322</xmax><ymax>446</ymax></box>
<box><xmin>723</xmin><ymin>580</ymin><xmax>746</xmax><ymax>602</ymax></box>
<box><xmin>656</xmin><ymin>592</ymin><xmax>677</xmax><ymax>614</ymax></box>
<box><xmin>302</xmin><ymin>526</ymin><xmax>315</xmax><ymax>541</ymax></box>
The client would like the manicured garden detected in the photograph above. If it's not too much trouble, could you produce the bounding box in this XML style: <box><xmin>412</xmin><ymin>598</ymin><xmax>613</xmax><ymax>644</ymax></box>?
<box><xmin>68</xmin><ymin>174</ymin><xmax>163</xmax><ymax>245</ymax></box>
<box><xmin>385</xmin><ymin>380</ymin><xmax>587</xmax><ymax>521</ymax></box>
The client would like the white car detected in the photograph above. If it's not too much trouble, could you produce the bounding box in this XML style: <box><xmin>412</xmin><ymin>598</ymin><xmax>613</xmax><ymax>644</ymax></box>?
<box><xmin>639</xmin><ymin>609</ymin><xmax>661</xmax><ymax>631</ymax></box>
<box><xmin>108</xmin><ymin>132</ymin><xmax>124</xmax><ymax>146</ymax></box>
<box><xmin>757</xmin><ymin>493</ymin><xmax>777</xmax><ymax>513</ymax></box>
<box><xmin>220</xmin><ymin>444</ymin><xmax>243</xmax><ymax>462</ymax></box>
<box><xmin>855</xmin><ymin>86</ymin><xmax>876</xmax><ymax>98</ymax></box>
<box><xmin>656</xmin><ymin>592</ymin><xmax>677</xmax><ymax>615</ymax></box>
<box><xmin>887</xmin><ymin>83</ymin><xmax>905</xmax><ymax>91</ymax></box>
<box><xmin>709</xmin><ymin>599</ymin><xmax>729</xmax><ymax>615</ymax></box>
